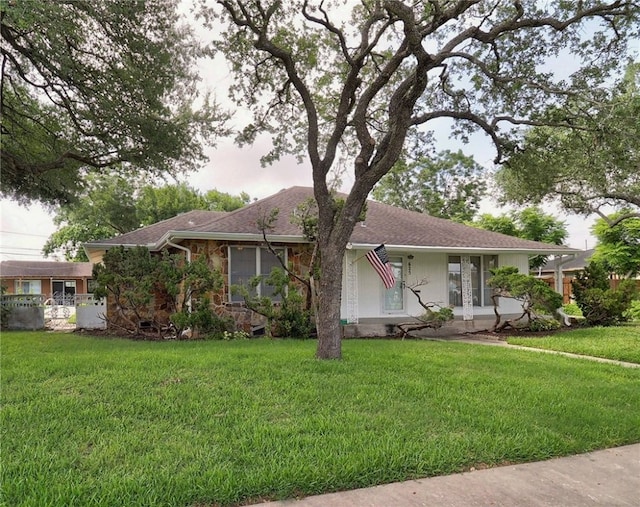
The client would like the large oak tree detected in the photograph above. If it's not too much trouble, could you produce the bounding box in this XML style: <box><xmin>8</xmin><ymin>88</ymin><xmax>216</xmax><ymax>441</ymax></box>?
<box><xmin>1</xmin><ymin>0</ymin><xmax>225</xmax><ymax>204</ymax></box>
<box><xmin>203</xmin><ymin>0</ymin><xmax>639</xmax><ymax>359</ymax></box>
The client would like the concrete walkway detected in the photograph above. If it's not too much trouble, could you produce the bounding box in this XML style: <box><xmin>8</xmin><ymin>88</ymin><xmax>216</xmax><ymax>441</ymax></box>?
<box><xmin>251</xmin><ymin>444</ymin><xmax>640</xmax><ymax>506</ymax></box>
<box><xmin>444</xmin><ymin>334</ymin><xmax>640</xmax><ymax>368</ymax></box>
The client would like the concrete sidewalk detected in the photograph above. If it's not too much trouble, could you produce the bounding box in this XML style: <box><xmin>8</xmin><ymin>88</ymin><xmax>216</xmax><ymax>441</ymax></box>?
<box><xmin>251</xmin><ymin>444</ymin><xmax>640</xmax><ymax>506</ymax></box>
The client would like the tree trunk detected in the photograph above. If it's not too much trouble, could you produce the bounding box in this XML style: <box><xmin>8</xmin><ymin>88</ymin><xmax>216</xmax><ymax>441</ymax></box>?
<box><xmin>315</xmin><ymin>241</ymin><xmax>346</xmax><ymax>359</ymax></box>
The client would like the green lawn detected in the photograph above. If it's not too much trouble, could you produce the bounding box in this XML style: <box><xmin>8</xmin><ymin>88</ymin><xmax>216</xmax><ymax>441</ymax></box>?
<box><xmin>2</xmin><ymin>332</ymin><xmax>640</xmax><ymax>507</ymax></box>
<box><xmin>507</xmin><ymin>324</ymin><xmax>640</xmax><ymax>364</ymax></box>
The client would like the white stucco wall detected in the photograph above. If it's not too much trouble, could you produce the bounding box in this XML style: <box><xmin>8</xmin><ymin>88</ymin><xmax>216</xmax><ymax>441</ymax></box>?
<box><xmin>341</xmin><ymin>250</ymin><xmax>533</xmax><ymax>320</ymax></box>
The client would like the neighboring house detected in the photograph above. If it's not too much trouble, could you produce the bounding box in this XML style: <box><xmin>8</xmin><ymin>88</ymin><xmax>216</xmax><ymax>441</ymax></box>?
<box><xmin>535</xmin><ymin>250</ymin><xmax>595</xmax><ymax>304</ymax></box>
<box><xmin>84</xmin><ymin>186</ymin><xmax>579</xmax><ymax>333</ymax></box>
<box><xmin>537</xmin><ymin>249</ymin><xmax>595</xmax><ymax>278</ymax></box>
<box><xmin>537</xmin><ymin>248</ymin><xmax>640</xmax><ymax>303</ymax></box>
<box><xmin>0</xmin><ymin>260</ymin><xmax>94</xmax><ymax>304</ymax></box>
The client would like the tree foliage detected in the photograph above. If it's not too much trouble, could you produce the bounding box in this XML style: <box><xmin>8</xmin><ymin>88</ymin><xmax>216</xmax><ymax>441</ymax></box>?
<box><xmin>1</xmin><ymin>0</ymin><xmax>225</xmax><ymax>205</ymax></box>
<box><xmin>591</xmin><ymin>211</ymin><xmax>640</xmax><ymax>277</ymax></box>
<box><xmin>233</xmin><ymin>267</ymin><xmax>313</xmax><ymax>338</ymax></box>
<box><xmin>495</xmin><ymin>64</ymin><xmax>640</xmax><ymax>223</ymax></box>
<box><xmin>472</xmin><ymin>207</ymin><xmax>567</xmax><ymax>270</ymax></box>
<box><xmin>43</xmin><ymin>173</ymin><xmax>249</xmax><ymax>261</ymax></box>
<box><xmin>92</xmin><ymin>246</ymin><xmax>159</xmax><ymax>334</ymax></box>
<box><xmin>204</xmin><ymin>0</ymin><xmax>639</xmax><ymax>358</ymax></box>
<box><xmin>373</xmin><ymin>150</ymin><xmax>487</xmax><ymax>222</ymax></box>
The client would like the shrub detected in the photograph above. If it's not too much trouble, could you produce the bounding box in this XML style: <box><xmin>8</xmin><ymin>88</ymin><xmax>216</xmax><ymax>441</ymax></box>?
<box><xmin>527</xmin><ymin>317</ymin><xmax>561</xmax><ymax>332</ymax></box>
<box><xmin>94</xmin><ymin>246</ymin><xmax>225</xmax><ymax>337</ymax></box>
<box><xmin>0</xmin><ymin>286</ymin><xmax>10</xmax><ymax>329</ymax></box>
<box><xmin>572</xmin><ymin>261</ymin><xmax>638</xmax><ymax>326</ymax></box>
<box><xmin>623</xmin><ymin>299</ymin><xmax>640</xmax><ymax>321</ymax></box>
<box><xmin>561</xmin><ymin>303</ymin><xmax>583</xmax><ymax>317</ymax></box>
<box><xmin>170</xmin><ymin>298</ymin><xmax>233</xmax><ymax>338</ymax></box>
<box><xmin>219</xmin><ymin>330</ymin><xmax>251</xmax><ymax>340</ymax></box>
<box><xmin>420</xmin><ymin>306</ymin><xmax>454</xmax><ymax>327</ymax></box>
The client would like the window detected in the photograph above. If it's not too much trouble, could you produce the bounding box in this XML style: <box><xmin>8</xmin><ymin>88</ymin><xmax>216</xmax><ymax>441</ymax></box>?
<box><xmin>14</xmin><ymin>280</ymin><xmax>41</xmax><ymax>294</ymax></box>
<box><xmin>228</xmin><ymin>246</ymin><xmax>285</xmax><ymax>302</ymax></box>
<box><xmin>448</xmin><ymin>255</ymin><xmax>498</xmax><ymax>307</ymax></box>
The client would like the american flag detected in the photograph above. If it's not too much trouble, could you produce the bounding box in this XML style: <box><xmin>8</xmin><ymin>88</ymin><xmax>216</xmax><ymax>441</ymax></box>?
<box><xmin>365</xmin><ymin>244</ymin><xmax>396</xmax><ymax>289</ymax></box>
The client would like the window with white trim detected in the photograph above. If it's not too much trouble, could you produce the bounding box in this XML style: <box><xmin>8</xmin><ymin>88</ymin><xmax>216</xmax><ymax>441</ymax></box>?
<box><xmin>448</xmin><ymin>255</ymin><xmax>498</xmax><ymax>307</ymax></box>
<box><xmin>228</xmin><ymin>246</ymin><xmax>285</xmax><ymax>302</ymax></box>
<box><xmin>14</xmin><ymin>280</ymin><xmax>41</xmax><ymax>294</ymax></box>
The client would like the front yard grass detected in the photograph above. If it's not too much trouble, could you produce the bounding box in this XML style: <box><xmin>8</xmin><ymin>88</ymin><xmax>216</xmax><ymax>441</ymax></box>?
<box><xmin>507</xmin><ymin>324</ymin><xmax>640</xmax><ymax>364</ymax></box>
<box><xmin>2</xmin><ymin>331</ymin><xmax>640</xmax><ymax>506</ymax></box>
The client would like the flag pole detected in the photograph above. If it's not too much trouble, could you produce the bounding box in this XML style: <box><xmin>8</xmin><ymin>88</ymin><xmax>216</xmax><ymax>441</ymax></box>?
<box><xmin>350</xmin><ymin>253</ymin><xmax>368</xmax><ymax>265</ymax></box>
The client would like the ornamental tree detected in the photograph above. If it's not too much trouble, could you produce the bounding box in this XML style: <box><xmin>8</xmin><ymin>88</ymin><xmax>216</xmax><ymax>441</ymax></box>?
<box><xmin>487</xmin><ymin>266</ymin><xmax>563</xmax><ymax>332</ymax></box>
<box><xmin>203</xmin><ymin>0</ymin><xmax>639</xmax><ymax>358</ymax></box>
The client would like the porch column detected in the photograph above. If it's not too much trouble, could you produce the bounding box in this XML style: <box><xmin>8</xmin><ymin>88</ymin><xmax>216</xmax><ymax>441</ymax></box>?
<box><xmin>345</xmin><ymin>249</ymin><xmax>359</xmax><ymax>324</ymax></box>
<box><xmin>461</xmin><ymin>255</ymin><xmax>474</xmax><ymax>321</ymax></box>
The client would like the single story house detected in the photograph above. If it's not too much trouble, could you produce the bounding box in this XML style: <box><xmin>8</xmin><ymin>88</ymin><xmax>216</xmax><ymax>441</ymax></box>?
<box><xmin>0</xmin><ymin>260</ymin><xmax>94</xmax><ymax>304</ymax></box>
<box><xmin>84</xmin><ymin>186</ymin><xmax>579</xmax><ymax>333</ymax></box>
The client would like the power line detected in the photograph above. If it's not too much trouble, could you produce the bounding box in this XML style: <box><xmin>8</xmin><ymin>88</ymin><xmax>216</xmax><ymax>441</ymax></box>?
<box><xmin>0</xmin><ymin>230</ymin><xmax>51</xmax><ymax>238</ymax></box>
<box><xmin>0</xmin><ymin>246</ymin><xmax>44</xmax><ymax>252</ymax></box>
<box><xmin>0</xmin><ymin>252</ymin><xmax>48</xmax><ymax>258</ymax></box>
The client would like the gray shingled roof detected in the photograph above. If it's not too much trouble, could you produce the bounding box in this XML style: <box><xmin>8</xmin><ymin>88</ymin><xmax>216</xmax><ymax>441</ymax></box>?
<box><xmin>86</xmin><ymin>210</ymin><xmax>227</xmax><ymax>246</ymax></box>
<box><xmin>0</xmin><ymin>261</ymin><xmax>93</xmax><ymax>278</ymax></box>
<box><xmin>86</xmin><ymin>187</ymin><xmax>578</xmax><ymax>254</ymax></box>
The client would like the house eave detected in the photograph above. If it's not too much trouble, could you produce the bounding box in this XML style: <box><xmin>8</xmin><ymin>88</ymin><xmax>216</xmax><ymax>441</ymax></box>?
<box><xmin>348</xmin><ymin>243</ymin><xmax>581</xmax><ymax>255</ymax></box>
<box><xmin>159</xmin><ymin>231</ymin><xmax>308</xmax><ymax>248</ymax></box>
<box><xmin>85</xmin><ymin>237</ymin><xmax>579</xmax><ymax>256</ymax></box>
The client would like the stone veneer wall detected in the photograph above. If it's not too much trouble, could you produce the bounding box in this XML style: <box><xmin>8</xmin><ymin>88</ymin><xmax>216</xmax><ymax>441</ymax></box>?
<box><xmin>172</xmin><ymin>240</ymin><xmax>314</xmax><ymax>334</ymax></box>
<box><xmin>103</xmin><ymin>241</ymin><xmax>314</xmax><ymax>335</ymax></box>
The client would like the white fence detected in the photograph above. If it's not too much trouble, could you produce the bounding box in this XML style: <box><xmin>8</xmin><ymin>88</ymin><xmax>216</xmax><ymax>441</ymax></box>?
<box><xmin>75</xmin><ymin>294</ymin><xmax>107</xmax><ymax>330</ymax></box>
<box><xmin>1</xmin><ymin>294</ymin><xmax>45</xmax><ymax>330</ymax></box>
<box><xmin>1</xmin><ymin>294</ymin><xmax>107</xmax><ymax>330</ymax></box>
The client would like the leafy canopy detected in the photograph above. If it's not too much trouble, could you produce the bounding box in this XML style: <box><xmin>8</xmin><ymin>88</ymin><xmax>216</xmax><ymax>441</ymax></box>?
<box><xmin>591</xmin><ymin>211</ymin><xmax>640</xmax><ymax>277</ymax></box>
<box><xmin>472</xmin><ymin>207</ymin><xmax>568</xmax><ymax>270</ymax></box>
<box><xmin>1</xmin><ymin>0</ymin><xmax>226</xmax><ymax>205</ymax></box>
<box><xmin>43</xmin><ymin>172</ymin><xmax>250</xmax><ymax>261</ymax></box>
<box><xmin>495</xmin><ymin>64</ymin><xmax>640</xmax><ymax>223</ymax></box>
<box><xmin>373</xmin><ymin>150</ymin><xmax>487</xmax><ymax>222</ymax></box>
<box><xmin>204</xmin><ymin>1</ymin><xmax>639</xmax><ymax>359</ymax></box>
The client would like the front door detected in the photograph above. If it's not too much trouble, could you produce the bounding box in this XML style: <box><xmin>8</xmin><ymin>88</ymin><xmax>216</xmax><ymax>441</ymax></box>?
<box><xmin>383</xmin><ymin>257</ymin><xmax>404</xmax><ymax>313</ymax></box>
<box><xmin>52</xmin><ymin>280</ymin><xmax>76</xmax><ymax>305</ymax></box>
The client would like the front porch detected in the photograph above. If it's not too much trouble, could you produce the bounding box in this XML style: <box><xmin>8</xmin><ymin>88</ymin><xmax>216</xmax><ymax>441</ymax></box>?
<box><xmin>341</xmin><ymin>315</ymin><xmax>501</xmax><ymax>338</ymax></box>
